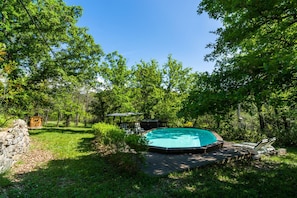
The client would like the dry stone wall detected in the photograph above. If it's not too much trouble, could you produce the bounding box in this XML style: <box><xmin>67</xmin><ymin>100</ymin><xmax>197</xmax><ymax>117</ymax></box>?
<box><xmin>0</xmin><ymin>119</ymin><xmax>30</xmax><ymax>173</ymax></box>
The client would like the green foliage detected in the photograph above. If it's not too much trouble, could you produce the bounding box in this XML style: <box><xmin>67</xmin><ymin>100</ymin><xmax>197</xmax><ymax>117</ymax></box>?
<box><xmin>92</xmin><ymin>51</ymin><xmax>134</xmax><ymax>122</ymax></box>
<box><xmin>196</xmin><ymin>0</ymin><xmax>297</xmax><ymax>112</ymax></box>
<box><xmin>92</xmin><ymin>122</ymin><xmax>148</xmax><ymax>153</ymax></box>
<box><xmin>100</xmin><ymin>51</ymin><xmax>131</xmax><ymax>89</ymax></box>
<box><xmin>278</xmin><ymin>127</ymin><xmax>297</xmax><ymax>147</ymax></box>
<box><xmin>220</xmin><ymin>128</ymin><xmax>266</xmax><ymax>143</ymax></box>
<box><xmin>90</xmin><ymin>54</ymin><xmax>193</xmax><ymax>125</ymax></box>
<box><xmin>131</xmin><ymin>59</ymin><xmax>163</xmax><ymax>119</ymax></box>
<box><xmin>155</xmin><ymin>55</ymin><xmax>194</xmax><ymax>122</ymax></box>
<box><xmin>0</xmin><ymin>114</ymin><xmax>14</xmax><ymax>128</ymax></box>
<box><xmin>0</xmin><ymin>114</ymin><xmax>7</xmax><ymax>127</ymax></box>
<box><xmin>0</xmin><ymin>43</ymin><xmax>5</xmax><ymax>61</ymax></box>
<box><xmin>92</xmin><ymin>122</ymin><xmax>125</xmax><ymax>151</ymax></box>
<box><xmin>0</xmin><ymin>0</ymin><xmax>103</xmax><ymax>123</ymax></box>
<box><xmin>177</xmin><ymin>0</ymin><xmax>297</xmax><ymax>145</ymax></box>
<box><xmin>125</xmin><ymin>134</ymin><xmax>148</xmax><ymax>152</ymax></box>
<box><xmin>167</xmin><ymin>119</ymin><xmax>186</xmax><ymax>128</ymax></box>
<box><xmin>106</xmin><ymin>152</ymin><xmax>144</xmax><ymax>175</ymax></box>
<box><xmin>92</xmin><ymin>122</ymin><xmax>148</xmax><ymax>173</ymax></box>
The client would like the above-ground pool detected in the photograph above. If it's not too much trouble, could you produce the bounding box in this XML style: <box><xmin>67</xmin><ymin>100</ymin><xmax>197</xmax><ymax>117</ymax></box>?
<box><xmin>144</xmin><ymin>128</ymin><xmax>223</xmax><ymax>154</ymax></box>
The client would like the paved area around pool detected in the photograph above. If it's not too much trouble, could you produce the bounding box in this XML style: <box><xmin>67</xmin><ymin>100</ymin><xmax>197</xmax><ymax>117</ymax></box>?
<box><xmin>142</xmin><ymin>142</ymin><xmax>254</xmax><ymax>176</ymax></box>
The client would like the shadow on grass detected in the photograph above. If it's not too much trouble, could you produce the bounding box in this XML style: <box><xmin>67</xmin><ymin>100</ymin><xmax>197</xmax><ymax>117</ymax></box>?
<box><xmin>77</xmin><ymin>136</ymin><xmax>96</xmax><ymax>153</ymax></box>
<box><xmin>3</xmin><ymin>129</ymin><xmax>297</xmax><ymax>197</ymax></box>
<box><xmin>0</xmin><ymin>173</ymin><xmax>12</xmax><ymax>188</ymax></box>
<box><xmin>7</xmin><ymin>155</ymin><xmax>118</xmax><ymax>197</ymax></box>
<box><xmin>3</xmin><ymin>157</ymin><xmax>297</xmax><ymax>197</ymax></box>
<box><xmin>3</xmin><ymin>155</ymin><xmax>159</xmax><ymax>197</ymax></box>
<box><xmin>161</xmin><ymin>160</ymin><xmax>297</xmax><ymax>197</ymax></box>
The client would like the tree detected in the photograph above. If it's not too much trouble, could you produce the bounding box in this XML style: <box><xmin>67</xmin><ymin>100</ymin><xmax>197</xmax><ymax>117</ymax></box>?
<box><xmin>157</xmin><ymin>55</ymin><xmax>194</xmax><ymax>123</ymax></box>
<box><xmin>89</xmin><ymin>90</ymin><xmax>114</xmax><ymax>122</ymax></box>
<box><xmin>99</xmin><ymin>51</ymin><xmax>133</xmax><ymax>114</ymax></box>
<box><xmin>198</xmin><ymin>0</ymin><xmax>297</xmax><ymax>98</ymax></box>
<box><xmin>131</xmin><ymin>60</ymin><xmax>163</xmax><ymax>119</ymax></box>
<box><xmin>193</xmin><ymin>0</ymin><xmax>297</xmax><ymax>131</ymax></box>
<box><xmin>0</xmin><ymin>0</ymin><xmax>103</xmax><ymax>119</ymax></box>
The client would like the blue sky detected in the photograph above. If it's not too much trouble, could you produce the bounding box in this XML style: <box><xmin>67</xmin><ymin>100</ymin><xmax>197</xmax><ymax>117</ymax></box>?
<box><xmin>64</xmin><ymin>0</ymin><xmax>221</xmax><ymax>73</ymax></box>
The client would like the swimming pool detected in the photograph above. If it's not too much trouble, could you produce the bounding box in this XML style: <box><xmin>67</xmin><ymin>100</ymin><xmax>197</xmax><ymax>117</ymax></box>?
<box><xmin>144</xmin><ymin>128</ymin><xmax>223</xmax><ymax>154</ymax></box>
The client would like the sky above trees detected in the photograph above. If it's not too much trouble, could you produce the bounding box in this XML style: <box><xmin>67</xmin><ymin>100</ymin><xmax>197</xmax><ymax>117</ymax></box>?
<box><xmin>64</xmin><ymin>0</ymin><xmax>222</xmax><ymax>73</ymax></box>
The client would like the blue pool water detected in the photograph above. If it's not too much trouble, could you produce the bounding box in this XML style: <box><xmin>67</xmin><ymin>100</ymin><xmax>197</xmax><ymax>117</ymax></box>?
<box><xmin>145</xmin><ymin>128</ymin><xmax>217</xmax><ymax>148</ymax></box>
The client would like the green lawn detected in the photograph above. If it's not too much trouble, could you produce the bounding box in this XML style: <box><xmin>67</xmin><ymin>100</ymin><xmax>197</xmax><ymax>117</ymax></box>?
<box><xmin>1</xmin><ymin>127</ymin><xmax>296</xmax><ymax>197</ymax></box>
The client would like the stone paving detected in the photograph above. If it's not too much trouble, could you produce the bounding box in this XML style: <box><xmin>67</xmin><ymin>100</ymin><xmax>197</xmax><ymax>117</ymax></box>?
<box><xmin>142</xmin><ymin>142</ymin><xmax>254</xmax><ymax>176</ymax></box>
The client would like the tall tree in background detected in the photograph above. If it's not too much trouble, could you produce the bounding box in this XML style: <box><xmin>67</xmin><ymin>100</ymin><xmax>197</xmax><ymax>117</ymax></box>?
<box><xmin>131</xmin><ymin>60</ymin><xmax>163</xmax><ymax>119</ymax></box>
<box><xmin>90</xmin><ymin>54</ymin><xmax>194</xmax><ymax>124</ymax></box>
<box><xmin>158</xmin><ymin>55</ymin><xmax>194</xmax><ymax>123</ymax></box>
<box><xmin>0</xmin><ymin>0</ymin><xmax>103</xmax><ymax>118</ymax></box>
<box><xmin>198</xmin><ymin>0</ymin><xmax>297</xmax><ymax>101</ymax></box>
<box><xmin>91</xmin><ymin>51</ymin><xmax>133</xmax><ymax>122</ymax></box>
<box><xmin>187</xmin><ymin>0</ymin><xmax>297</xmax><ymax>130</ymax></box>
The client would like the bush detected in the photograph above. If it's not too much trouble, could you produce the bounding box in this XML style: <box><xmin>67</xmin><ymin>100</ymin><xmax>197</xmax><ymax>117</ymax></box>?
<box><xmin>277</xmin><ymin>126</ymin><xmax>297</xmax><ymax>146</ymax></box>
<box><xmin>219</xmin><ymin>127</ymin><xmax>266</xmax><ymax>143</ymax></box>
<box><xmin>92</xmin><ymin>122</ymin><xmax>148</xmax><ymax>174</ymax></box>
<box><xmin>92</xmin><ymin>122</ymin><xmax>125</xmax><ymax>153</ymax></box>
<box><xmin>106</xmin><ymin>152</ymin><xmax>144</xmax><ymax>175</ymax></box>
<box><xmin>125</xmin><ymin>134</ymin><xmax>148</xmax><ymax>152</ymax></box>
<box><xmin>0</xmin><ymin>114</ymin><xmax>13</xmax><ymax>128</ymax></box>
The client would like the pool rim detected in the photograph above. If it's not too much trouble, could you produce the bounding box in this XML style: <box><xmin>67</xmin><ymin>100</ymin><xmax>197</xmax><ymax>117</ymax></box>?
<box><xmin>144</xmin><ymin>127</ymin><xmax>224</xmax><ymax>154</ymax></box>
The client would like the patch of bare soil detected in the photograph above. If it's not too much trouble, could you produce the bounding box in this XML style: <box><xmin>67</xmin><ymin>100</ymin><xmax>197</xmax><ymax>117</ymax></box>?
<box><xmin>11</xmin><ymin>139</ymin><xmax>55</xmax><ymax>177</ymax></box>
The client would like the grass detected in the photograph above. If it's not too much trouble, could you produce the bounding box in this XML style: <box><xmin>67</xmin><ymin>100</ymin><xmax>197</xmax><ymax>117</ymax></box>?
<box><xmin>28</xmin><ymin>127</ymin><xmax>95</xmax><ymax>159</ymax></box>
<box><xmin>1</xmin><ymin>127</ymin><xmax>297</xmax><ymax>197</ymax></box>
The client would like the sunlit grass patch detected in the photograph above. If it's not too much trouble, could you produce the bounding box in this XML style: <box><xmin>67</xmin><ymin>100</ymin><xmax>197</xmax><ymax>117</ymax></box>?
<box><xmin>265</xmin><ymin>147</ymin><xmax>297</xmax><ymax>165</ymax></box>
<box><xmin>29</xmin><ymin>128</ymin><xmax>95</xmax><ymax>159</ymax></box>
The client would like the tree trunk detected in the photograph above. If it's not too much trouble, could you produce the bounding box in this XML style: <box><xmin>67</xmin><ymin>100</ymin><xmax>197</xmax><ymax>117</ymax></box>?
<box><xmin>75</xmin><ymin>112</ymin><xmax>79</xmax><ymax>126</ymax></box>
<box><xmin>44</xmin><ymin>109</ymin><xmax>49</xmax><ymax>125</ymax></box>
<box><xmin>281</xmin><ymin>115</ymin><xmax>290</xmax><ymax>132</ymax></box>
<box><xmin>56</xmin><ymin>111</ymin><xmax>61</xmax><ymax>127</ymax></box>
<box><xmin>274</xmin><ymin>108</ymin><xmax>281</xmax><ymax>131</ymax></box>
<box><xmin>215</xmin><ymin>115</ymin><xmax>221</xmax><ymax>129</ymax></box>
<box><xmin>237</xmin><ymin>103</ymin><xmax>243</xmax><ymax>128</ymax></box>
<box><xmin>65</xmin><ymin>114</ymin><xmax>71</xmax><ymax>127</ymax></box>
<box><xmin>84</xmin><ymin>118</ymin><xmax>87</xmax><ymax>127</ymax></box>
<box><xmin>216</xmin><ymin>120</ymin><xmax>220</xmax><ymax>129</ymax></box>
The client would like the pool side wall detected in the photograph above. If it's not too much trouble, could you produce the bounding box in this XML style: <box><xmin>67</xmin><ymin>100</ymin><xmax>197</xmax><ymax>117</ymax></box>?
<box><xmin>146</xmin><ymin>128</ymin><xmax>224</xmax><ymax>154</ymax></box>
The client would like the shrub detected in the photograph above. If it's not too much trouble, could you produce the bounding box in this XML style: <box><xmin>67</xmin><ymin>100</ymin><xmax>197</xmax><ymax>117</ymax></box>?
<box><xmin>125</xmin><ymin>134</ymin><xmax>148</xmax><ymax>152</ymax></box>
<box><xmin>277</xmin><ymin>126</ymin><xmax>297</xmax><ymax>146</ymax></box>
<box><xmin>219</xmin><ymin>127</ymin><xmax>266</xmax><ymax>142</ymax></box>
<box><xmin>0</xmin><ymin>114</ymin><xmax>13</xmax><ymax>128</ymax></box>
<box><xmin>92</xmin><ymin>122</ymin><xmax>148</xmax><ymax>174</ymax></box>
<box><xmin>92</xmin><ymin>122</ymin><xmax>125</xmax><ymax>153</ymax></box>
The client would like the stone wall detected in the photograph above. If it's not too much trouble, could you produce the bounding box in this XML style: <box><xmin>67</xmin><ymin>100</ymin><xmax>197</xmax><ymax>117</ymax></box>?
<box><xmin>0</xmin><ymin>119</ymin><xmax>30</xmax><ymax>174</ymax></box>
